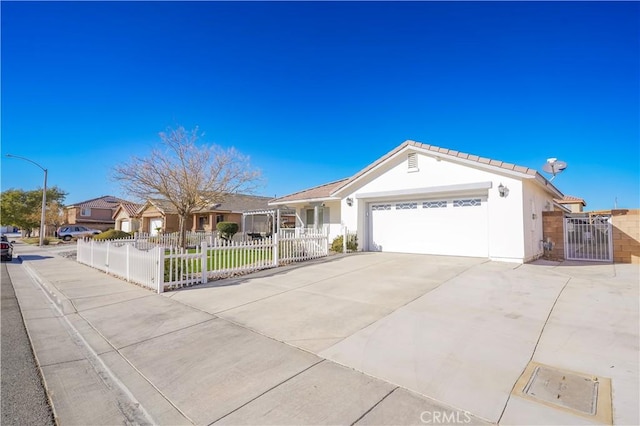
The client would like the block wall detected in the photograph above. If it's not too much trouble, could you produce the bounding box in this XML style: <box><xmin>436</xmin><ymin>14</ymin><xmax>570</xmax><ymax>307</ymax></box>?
<box><xmin>542</xmin><ymin>211</ymin><xmax>565</xmax><ymax>260</ymax></box>
<box><xmin>611</xmin><ymin>209</ymin><xmax>640</xmax><ymax>264</ymax></box>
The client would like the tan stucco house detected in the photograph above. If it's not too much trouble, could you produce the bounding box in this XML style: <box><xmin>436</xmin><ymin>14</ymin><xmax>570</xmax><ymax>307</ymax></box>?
<box><xmin>137</xmin><ymin>194</ymin><xmax>273</xmax><ymax>235</ymax></box>
<box><xmin>63</xmin><ymin>195</ymin><xmax>132</xmax><ymax>231</ymax></box>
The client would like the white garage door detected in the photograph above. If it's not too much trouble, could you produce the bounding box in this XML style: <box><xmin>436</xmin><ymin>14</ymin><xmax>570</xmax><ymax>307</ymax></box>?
<box><xmin>121</xmin><ymin>220</ymin><xmax>131</xmax><ymax>233</ymax></box>
<box><xmin>368</xmin><ymin>197</ymin><xmax>488</xmax><ymax>257</ymax></box>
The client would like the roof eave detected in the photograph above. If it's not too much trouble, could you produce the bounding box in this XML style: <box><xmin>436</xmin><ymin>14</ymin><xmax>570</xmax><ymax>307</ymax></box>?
<box><xmin>269</xmin><ymin>196</ymin><xmax>341</xmax><ymax>206</ymax></box>
<box><xmin>531</xmin><ymin>173</ymin><xmax>564</xmax><ymax>199</ymax></box>
<box><xmin>553</xmin><ymin>201</ymin><xmax>572</xmax><ymax>213</ymax></box>
<box><xmin>331</xmin><ymin>142</ymin><xmax>552</xmax><ymax>197</ymax></box>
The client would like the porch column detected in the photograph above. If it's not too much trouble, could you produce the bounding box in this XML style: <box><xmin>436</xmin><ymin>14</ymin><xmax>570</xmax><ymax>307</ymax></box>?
<box><xmin>314</xmin><ymin>205</ymin><xmax>320</xmax><ymax>231</ymax></box>
<box><xmin>209</xmin><ymin>213</ymin><xmax>214</xmax><ymax>231</ymax></box>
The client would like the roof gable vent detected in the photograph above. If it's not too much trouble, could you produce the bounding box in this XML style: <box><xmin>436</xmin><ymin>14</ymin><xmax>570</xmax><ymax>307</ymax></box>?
<box><xmin>408</xmin><ymin>152</ymin><xmax>419</xmax><ymax>172</ymax></box>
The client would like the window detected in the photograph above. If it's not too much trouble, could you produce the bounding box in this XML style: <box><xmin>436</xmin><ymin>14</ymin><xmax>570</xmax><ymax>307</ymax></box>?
<box><xmin>306</xmin><ymin>207</ymin><xmax>328</xmax><ymax>227</ymax></box>
<box><xmin>371</xmin><ymin>204</ymin><xmax>392</xmax><ymax>211</ymax></box>
<box><xmin>396</xmin><ymin>202</ymin><xmax>417</xmax><ymax>210</ymax></box>
<box><xmin>423</xmin><ymin>200</ymin><xmax>447</xmax><ymax>208</ymax></box>
<box><xmin>81</xmin><ymin>207</ymin><xmax>91</xmax><ymax>216</ymax></box>
<box><xmin>199</xmin><ymin>216</ymin><xmax>209</xmax><ymax>229</ymax></box>
<box><xmin>453</xmin><ymin>199</ymin><xmax>482</xmax><ymax>207</ymax></box>
<box><xmin>408</xmin><ymin>152</ymin><xmax>419</xmax><ymax>172</ymax></box>
<box><xmin>216</xmin><ymin>214</ymin><xmax>224</xmax><ymax>224</ymax></box>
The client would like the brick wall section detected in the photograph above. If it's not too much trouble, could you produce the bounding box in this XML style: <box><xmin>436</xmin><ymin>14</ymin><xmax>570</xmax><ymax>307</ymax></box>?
<box><xmin>611</xmin><ymin>209</ymin><xmax>640</xmax><ymax>264</ymax></box>
<box><xmin>542</xmin><ymin>209</ymin><xmax>640</xmax><ymax>263</ymax></box>
<box><xmin>542</xmin><ymin>211</ymin><xmax>565</xmax><ymax>260</ymax></box>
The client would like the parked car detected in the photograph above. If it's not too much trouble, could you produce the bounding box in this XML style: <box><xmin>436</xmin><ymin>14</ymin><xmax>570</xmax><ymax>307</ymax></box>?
<box><xmin>56</xmin><ymin>225</ymin><xmax>102</xmax><ymax>241</ymax></box>
<box><xmin>1</xmin><ymin>235</ymin><xmax>13</xmax><ymax>261</ymax></box>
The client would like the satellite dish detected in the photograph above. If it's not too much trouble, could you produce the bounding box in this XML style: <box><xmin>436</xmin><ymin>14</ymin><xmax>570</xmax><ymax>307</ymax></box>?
<box><xmin>541</xmin><ymin>158</ymin><xmax>567</xmax><ymax>181</ymax></box>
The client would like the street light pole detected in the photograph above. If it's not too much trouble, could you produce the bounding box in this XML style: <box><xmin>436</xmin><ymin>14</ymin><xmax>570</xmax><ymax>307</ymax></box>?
<box><xmin>5</xmin><ymin>154</ymin><xmax>48</xmax><ymax>246</ymax></box>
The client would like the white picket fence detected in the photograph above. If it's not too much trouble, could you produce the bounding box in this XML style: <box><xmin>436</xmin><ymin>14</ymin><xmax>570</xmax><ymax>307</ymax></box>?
<box><xmin>76</xmin><ymin>231</ymin><xmax>329</xmax><ymax>293</ymax></box>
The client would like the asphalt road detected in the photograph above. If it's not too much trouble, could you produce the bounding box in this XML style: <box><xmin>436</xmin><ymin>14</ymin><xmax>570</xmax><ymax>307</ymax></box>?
<box><xmin>1</xmin><ymin>261</ymin><xmax>54</xmax><ymax>426</ymax></box>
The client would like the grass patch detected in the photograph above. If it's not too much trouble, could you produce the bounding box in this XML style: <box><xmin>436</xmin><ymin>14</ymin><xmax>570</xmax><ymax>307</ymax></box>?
<box><xmin>164</xmin><ymin>247</ymin><xmax>273</xmax><ymax>277</ymax></box>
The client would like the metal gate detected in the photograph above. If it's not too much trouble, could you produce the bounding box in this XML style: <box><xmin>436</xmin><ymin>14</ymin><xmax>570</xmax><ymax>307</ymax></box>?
<box><xmin>564</xmin><ymin>214</ymin><xmax>613</xmax><ymax>262</ymax></box>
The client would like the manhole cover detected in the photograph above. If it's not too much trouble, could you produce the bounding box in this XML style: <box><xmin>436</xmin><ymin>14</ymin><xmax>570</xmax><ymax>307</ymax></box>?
<box><xmin>514</xmin><ymin>362</ymin><xmax>612</xmax><ymax>424</ymax></box>
<box><xmin>524</xmin><ymin>365</ymin><xmax>598</xmax><ymax>414</ymax></box>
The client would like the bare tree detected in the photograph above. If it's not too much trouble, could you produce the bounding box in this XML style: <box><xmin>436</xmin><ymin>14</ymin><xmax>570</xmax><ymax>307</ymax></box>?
<box><xmin>113</xmin><ymin>126</ymin><xmax>261</xmax><ymax>248</ymax></box>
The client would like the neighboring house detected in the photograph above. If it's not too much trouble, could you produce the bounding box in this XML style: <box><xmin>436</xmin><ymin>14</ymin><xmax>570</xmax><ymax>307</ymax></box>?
<box><xmin>554</xmin><ymin>195</ymin><xmax>586</xmax><ymax>213</ymax></box>
<box><xmin>113</xmin><ymin>202</ymin><xmax>143</xmax><ymax>233</ymax></box>
<box><xmin>137</xmin><ymin>194</ymin><xmax>273</xmax><ymax>236</ymax></box>
<box><xmin>269</xmin><ymin>140</ymin><xmax>567</xmax><ymax>263</ymax></box>
<box><xmin>63</xmin><ymin>195</ymin><xmax>130</xmax><ymax>231</ymax></box>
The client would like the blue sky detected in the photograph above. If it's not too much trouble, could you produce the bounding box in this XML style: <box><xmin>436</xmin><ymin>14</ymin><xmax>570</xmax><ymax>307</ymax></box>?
<box><xmin>2</xmin><ymin>1</ymin><xmax>638</xmax><ymax>210</ymax></box>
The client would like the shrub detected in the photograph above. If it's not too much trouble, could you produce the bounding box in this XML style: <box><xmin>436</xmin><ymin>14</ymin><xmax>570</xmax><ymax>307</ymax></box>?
<box><xmin>216</xmin><ymin>222</ymin><xmax>239</xmax><ymax>241</ymax></box>
<box><xmin>42</xmin><ymin>237</ymin><xmax>50</xmax><ymax>245</ymax></box>
<box><xmin>93</xmin><ymin>229</ymin><xmax>132</xmax><ymax>240</ymax></box>
<box><xmin>164</xmin><ymin>258</ymin><xmax>183</xmax><ymax>282</ymax></box>
<box><xmin>331</xmin><ymin>234</ymin><xmax>358</xmax><ymax>253</ymax></box>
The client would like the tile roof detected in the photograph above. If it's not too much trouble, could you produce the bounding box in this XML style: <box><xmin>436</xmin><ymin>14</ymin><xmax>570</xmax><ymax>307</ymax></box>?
<box><xmin>554</xmin><ymin>195</ymin><xmax>586</xmax><ymax>205</ymax></box>
<box><xmin>143</xmin><ymin>193</ymin><xmax>273</xmax><ymax>215</ymax></box>
<box><xmin>333</xmin><ymin>140</ymin><xmax>540</xmax><ymax>194</ymax></box>
<box><xmin>118</xmin><ymin>202</ymin><xmax>143</xmax><ymax>217</ymax></box>
<box><xmin>272</xmin><ymin>140</ymin><xmax>563</xmax><ymax>203</ymax></box>
<box><xmin>204</xmin><ymin>193</ymin><xmax>273</xmax><ymax>212</ymax></box>
<box><xmin>270</xmin><ymin>178</ymin><xmax>349</xmax><ymax>204</ymax></box>
<box><xmin>66</xmin><ymin>195</ymin><xmax>130</xmax><ymax>209</ymax></box>
<box><xmin>144</xmin><ymin>198</ymin><xmax>179</xmax><ymax>214</ymax></box>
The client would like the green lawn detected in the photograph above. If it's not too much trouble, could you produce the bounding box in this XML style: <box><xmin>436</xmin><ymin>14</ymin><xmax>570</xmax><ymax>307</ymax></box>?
<box><xmin>164</xmin><ymin>247</ymin><xmax>273</xmax><ymax>278</ymax></box>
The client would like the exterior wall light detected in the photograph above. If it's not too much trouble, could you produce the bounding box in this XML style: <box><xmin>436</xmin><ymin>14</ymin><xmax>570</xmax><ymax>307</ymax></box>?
<box><xmin>498</xmin><ymin>183</ymin><xmax>509</xmax><ymax>198</ymax></box>
<box><xmin>346</xmin><ymin>197</ymin><xmax>354</xmax><ymax>206</ymax></box>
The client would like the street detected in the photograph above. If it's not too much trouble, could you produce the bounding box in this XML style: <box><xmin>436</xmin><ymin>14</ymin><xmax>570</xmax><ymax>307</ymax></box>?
<box><xmin>1</xmin><ymin>261</ymin><xmax>54</xmax><ymax>426</ymax></box>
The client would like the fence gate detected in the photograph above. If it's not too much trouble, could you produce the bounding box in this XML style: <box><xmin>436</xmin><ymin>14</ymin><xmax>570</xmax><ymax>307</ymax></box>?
<box><xmin>564</xmin><ymin>214</ymin><xmax>613</xmax><ymax>262</ymax></box>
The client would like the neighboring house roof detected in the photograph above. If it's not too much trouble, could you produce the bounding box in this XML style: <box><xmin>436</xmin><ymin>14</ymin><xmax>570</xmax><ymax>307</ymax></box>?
<box><xmin>270</xmin><ymin>179</ymin><xmax>349</xmax><ymax>204</ymax></box>
<box><xmin>138</xmin><ymin>198</ymin><xmax>178</xmax><ymax>215</ymax></box>
<box><xmin>204</xmin><ymin>193</ymin><xmax>272</xmax><ymax>213</ymax></box>
<box><xmin>112</xmin><ymin>202</ymin><xmax>144</xmax><ymax>219</ymax></box>
<box><xmin>139</xmin><ymin>194</ymin><xmax>273</xmax><ymax>216</ymax></box>
<box><xmin>271</xmin><ymin>140</ymin><xmax>564</xmax><ymax>204</ymax></box>
<box><xmin>65</xmin><ymin>195</ymin><xmax>130</xmax><ymax>210</ymax></box>
<box><xmin>554</xmin><ymin>195</ymin><xmax>586</xmax><ymax>206</ymax></box>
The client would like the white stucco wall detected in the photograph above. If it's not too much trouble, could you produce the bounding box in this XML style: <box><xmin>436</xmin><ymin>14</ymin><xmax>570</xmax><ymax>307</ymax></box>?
<box><xmin>486</xmin><ymin>177</ymin><xmax>525</xmax><ymax>262</ymax></box>
<box><xmin>521</xmin><ymin>179</ymin><xmax>556</xmax><ymax>262</ymax></box>
<box><xmin>337</xmin><ymin>150</ymin><xmax>531</xmax><ymax>262</ymax></box>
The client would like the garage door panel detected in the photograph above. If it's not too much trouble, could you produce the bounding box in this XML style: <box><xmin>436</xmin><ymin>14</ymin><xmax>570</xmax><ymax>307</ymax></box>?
<box><xmin>369</xmin><ymin>198</ymin><xmax>488</xmax><ymax>257</ymax></box>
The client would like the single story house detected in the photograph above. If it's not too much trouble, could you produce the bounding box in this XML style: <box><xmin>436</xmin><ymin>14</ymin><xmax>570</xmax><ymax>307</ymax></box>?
<box><xmin>269</xmin><ymin>140</ymin><xmax>568</xmax><ymax>263</ymax></box>
<box><xmin>113</xmin><ymin>202</ymin><xmax>143</xmax><ymax>233</ymax></box>
<box><xmin>137</xmin><ymin>193</ymin><xmax>274</xmax><ymax>235</ymax></box>
<box><xmin>63</xmin><ymin>195</ymin><xmax>131</xmax><ymax>231</ymax></box>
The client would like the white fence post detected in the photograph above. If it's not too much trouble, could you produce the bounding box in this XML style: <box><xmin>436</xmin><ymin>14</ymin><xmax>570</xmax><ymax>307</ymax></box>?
<box><xmin>273</xmin><ymin>232</ymin><xmax>279</xmax><ymax>267</ymax></box>
<box><xmin>125</xmin><ymin>243</ymin><xmax>130</xmax><ymax>282</ymax></box>
<box><xmin>201</xmin><ymin>240</ymin><xmax>208</xmax><ymax>284</ymax></box>
<box><xmin>156</xmin><ymin>246</ymin><xmax>164</xmax><ymax>294</ymax></box>
<box><xmin>105</xmin><ymin>241</ymin><xmax>110</xmax><ymax>274</ymax></box>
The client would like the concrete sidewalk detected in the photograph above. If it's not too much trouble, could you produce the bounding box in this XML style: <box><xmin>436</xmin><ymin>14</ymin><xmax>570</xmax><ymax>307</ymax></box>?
<box><xmin>7</xmin><ymin>244</ymin><xmax>489</xmax><ymax>425</ymax></box>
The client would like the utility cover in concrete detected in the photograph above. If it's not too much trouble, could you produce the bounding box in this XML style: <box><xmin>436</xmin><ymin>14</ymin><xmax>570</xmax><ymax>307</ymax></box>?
<box><xmin>523</xmin><ymin>365</ymin><xmax>598</xmax><ymax>415</ymax></box>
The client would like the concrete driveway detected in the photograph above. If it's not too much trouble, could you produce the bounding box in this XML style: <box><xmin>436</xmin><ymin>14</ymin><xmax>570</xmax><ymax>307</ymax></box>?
<box><xmin>169</xmin><ymin>253</ymin><xmax>639</xmax><ymax>425</ymax></box>
<box><xmin>11</xmin><ymin>244</ymin><xmax>639</xmax><ymax>425</ymax></box>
